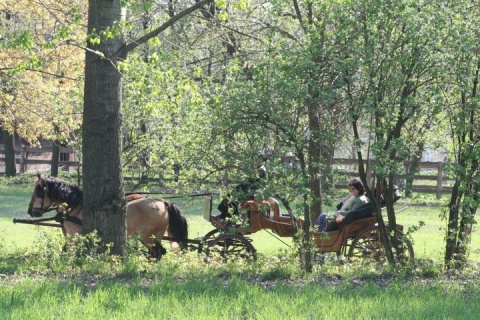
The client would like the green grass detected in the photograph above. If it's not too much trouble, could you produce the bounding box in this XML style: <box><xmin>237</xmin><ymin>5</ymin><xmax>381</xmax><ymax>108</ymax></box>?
<box><xmin>3</xmin><ymin>179</ymin><xmax>480</xmax><ymax>319</ymax></box>
<box><xmin>2</xmin><ymin>275</ymin><xmax>480</xmax><ymax>319</ymax></box>
<box><xmin>394</xmin><ymin>199</ymin><xmax>480</xmax><ymax>262</ymax></box>
<box><xmin>3</xmin><ymin>179</ymin><xmax>479</xmax><ymax>263</ymax></box>
<box><xmin>1</xmin><ymin>180</ymin><xmax>479</xmax><ymax>261</ymax></box>
<box><xmin>3</xmin><ymin>177</ymin><xmax>465</xmax><ymax>261</ymax></box>
<box><xmin>395</xmin><ymin>205</ymin><xmax>446</xmax><ymax>262</ymax></box>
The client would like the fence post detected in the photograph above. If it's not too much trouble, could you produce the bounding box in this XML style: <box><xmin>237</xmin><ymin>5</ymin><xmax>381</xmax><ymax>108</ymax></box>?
<box><xmin>436</xmin><ymin>162</ymin><xmax>443</xmax><ymax>199</ymax></box>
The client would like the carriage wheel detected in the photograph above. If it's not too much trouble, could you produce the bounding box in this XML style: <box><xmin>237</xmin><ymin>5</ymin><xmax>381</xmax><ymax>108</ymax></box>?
<box><xmin>203</xmin><ymin>229</ymin><xmax>220</xmax><ymax>241</ymax></box>
<box><xmin>347</xmin><ymin>226</ymin><xmax>414</xmax><ymax>264</ymax></box>
<box><xmin>197</xmin><ymin>229</ymin><xmax>221</xmax><ymax>254</ymax></box>
<box><xmin>205</xmin><ymin>234</ymin><xmax>257</xmax><ymax>262</ymax></box>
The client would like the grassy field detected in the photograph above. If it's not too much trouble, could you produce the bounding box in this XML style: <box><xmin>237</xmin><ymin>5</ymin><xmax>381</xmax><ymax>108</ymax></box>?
<box><xmin>2</xmin><ymin>272</ymin><xmax>480</xmax><ymax>319</ymax></box>
<box><xmin>2</xmin><ymin>177</ymin><xmax>480</xmax><ymax>319</ymax></box>
<box><xmin>2</xmin><ymin>181</ymin><xmax>475</xmax><ymax>262</ymax></box>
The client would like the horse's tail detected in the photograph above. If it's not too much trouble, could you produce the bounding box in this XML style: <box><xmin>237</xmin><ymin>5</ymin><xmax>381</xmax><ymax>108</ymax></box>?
<box><xmin>165</xmin><ymin>200</ymin><xmax>189</xmax><ymax>250</ymax></box>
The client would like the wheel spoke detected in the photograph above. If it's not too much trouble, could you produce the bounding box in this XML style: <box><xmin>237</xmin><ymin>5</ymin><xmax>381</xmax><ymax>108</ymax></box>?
<box><xmin>348</xmin><ymin>226</ymin><xmax>414</xmax><ymax>264</ymax></box>
<box><xmin>205</xmin><ymin>235</ymin><xmax>257</xmax><ymax>262</ymax></box>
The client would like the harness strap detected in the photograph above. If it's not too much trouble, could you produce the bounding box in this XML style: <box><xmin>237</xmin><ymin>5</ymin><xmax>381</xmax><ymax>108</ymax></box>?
<box><xmin>54</xmin><ymin>212</ymin><xmax>65</xmax><ymax>223</ymax></box>
<box><xmin>64</xmin><ymin>215</ymin><xmax>83</xmax><ymax>226</ymax></box>
<box><xmin>55</xmin><ymin>205</ymin><xmax>83</xmax><ymax>226</ymax></box>
<box><xmin>43</xmin><ymin>206</ymin><xmax>59</xmax><ymax>213</ymax></box>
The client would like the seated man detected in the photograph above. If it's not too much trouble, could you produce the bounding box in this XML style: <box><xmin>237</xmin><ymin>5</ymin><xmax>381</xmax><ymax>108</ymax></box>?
<box><xmin>216</xmin><ymin>159</ymin><xmax>266</xmax><ymax>220</ymax></box>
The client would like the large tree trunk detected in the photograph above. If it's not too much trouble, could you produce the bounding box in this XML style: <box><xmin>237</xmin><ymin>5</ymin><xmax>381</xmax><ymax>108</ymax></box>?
<box><xmin>50</xmin><ymin>125</ymin><xmax>60</xmax><ymax>177</ymax></box>
<box><xmin>2</xmin><ymin>128</ymin><xmax>17</xmax><ymax>177</ymax></box>
<box><xmin>81</xmin><ymin>0</ymin><xmax>212</xmax><ymax>255</ymax></box>
<box><xmin>82</xmin><ymin>0</ymin><xmax>127</xmax><ymax>255</ymax></box>
<box><xmin>307</xmin><ymin>134</ymin><xmax>322</xmax><ymax>226</ymax></box>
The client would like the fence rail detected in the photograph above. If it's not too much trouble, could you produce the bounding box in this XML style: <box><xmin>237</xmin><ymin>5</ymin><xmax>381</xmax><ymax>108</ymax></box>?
<box><xmin>0</xmin><ymin>145</ymin><xmax>79</xmax><ymax>174</ymax></box>
<box><xmin>0</xmin><ymin>146</ymin><xmax>452</xmax><ymax>198</ymax></box>
<box><xmin>332</xmin><ymin>159</ymin><xmax>452</xmax><ymax>199</ymax></box>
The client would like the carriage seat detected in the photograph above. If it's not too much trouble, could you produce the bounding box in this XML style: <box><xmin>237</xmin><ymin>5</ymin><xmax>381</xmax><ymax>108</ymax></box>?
<box><xmin>334</xmin><ymin>185</ymin><xmax>402</xmax><ymax>229</ymax></box>
<box><xmin>338</xmin><ymin>202</ymin><xmax>375</xmax><ymax>229</ymax></box>
<box><xmin>266</xmin><ymin>197</ymin><xmax>287</xmax><ymax>217</ymax></box>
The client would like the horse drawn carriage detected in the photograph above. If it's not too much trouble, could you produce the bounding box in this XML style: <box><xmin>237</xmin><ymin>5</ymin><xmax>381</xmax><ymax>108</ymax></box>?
<box><xmin>15</xmin><ymin>175</ymin><xmax>414</xmax><ymax>264</ymax></box>
<box><xmin>198</xmin><ymin>194</ymin><xmax>414</xmax><ymax>263</ymax></box>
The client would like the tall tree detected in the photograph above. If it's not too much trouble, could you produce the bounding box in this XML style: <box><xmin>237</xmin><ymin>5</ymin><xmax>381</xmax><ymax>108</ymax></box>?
<box><xmin>211</xmin><ymin>0</ymin><xmax>357</xmax><ymax>271</ymax></box>
<box><xmin>442</xmin><ymin>1</ymin><xmax>480</xmax><ymax>267</ymax></box>
<box><xmin>343</xmin><ymin>0</ymin><xmax>444</xmax><ymax>264</ymax></box>
<box><xmin>82</xmin><ymin>0</ymin><xmax>213</xmax><ymax>254</ymax></box>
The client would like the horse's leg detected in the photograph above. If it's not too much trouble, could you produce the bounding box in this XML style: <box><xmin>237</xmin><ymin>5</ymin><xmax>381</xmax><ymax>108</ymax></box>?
<box><xmin>151</xmin><ymin>238</ymin><xmax>167</xmax><ymax>259</ymax></box>
<box><xmin>149</xmin><ymin>220</ymin><xmax>170</xmax><ymax>258</ymax></box>
<box><xmin>126</xmin><ymin>198</ymin><xmax>172</xmax><ymax>259</ymax></box>
<box><xmin>62</xmin><ymin>221</ymin><xmax>82</xmax><ymax>252</ymax></box>
<box><xmin>61</xmin><ymin>226</ymin><xmax>68</xmax><ymax>252</ymax></box>
<box><xmin>165</xmin><ymin>228</ymin><xmax>182</xmax><ymax>253</ymax></box>
<box><xmin>139</xmin><ymin>235</ymin><xmax>166</xmax><ymax>260</ymax></box>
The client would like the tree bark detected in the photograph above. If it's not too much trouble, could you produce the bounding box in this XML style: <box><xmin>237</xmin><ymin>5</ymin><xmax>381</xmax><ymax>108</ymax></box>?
<box><xmin>51</xmin><ymin>142</ymin><xmax>59</xmax><ymax>177</ymax></box>
<box><xmin>404</xmin><ymin>142</ymin><xmax>424</xmax><ymax>198</ymax></box>
<box><xmin>445</xmin><ymin>180</ymin><xmax>462</xmax><ymax>264</ymax></box>
<box><xmin>2</xmin><ymin>128</ymin><xmax>16</xmax><ymax>177</ymax></box>
<box><xmin>83</xmin><ymin>0</ymin><xmax>127</xmax><ymax>255</ymax></box>
<box><xmin>307</xmin><ymin>122</ymin><xmax>322</xmax><ymax>226</ymax></box>
<box><xmin>445</xmin><ymin>61</ymin><xmax>479</xmax><ymax>267</ymax></box>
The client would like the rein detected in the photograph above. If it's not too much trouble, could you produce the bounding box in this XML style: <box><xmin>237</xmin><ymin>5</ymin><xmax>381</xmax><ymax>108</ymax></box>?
<box><xmin>63</xmin><ymin>212</ymin><xmax>83</xmax><ymax>225</ymax></box>
<box><xmin>42</xmin><ymin>206</ymin><xmax>60</xmax><ymax>214</ymax></box>
<box><xmin>41</xmin><ymin>178</ymin><xmax>83</xmax><ymax>226</ymax></box>
<box><xmin>59</xmin><ymin>205</ymin><xmax>84</xmax><ymax>226</ymax></box>
<box><xmin>14</xmin><ymin>214</ymin><xmax>61</xmax><ymax>224</ymax></box>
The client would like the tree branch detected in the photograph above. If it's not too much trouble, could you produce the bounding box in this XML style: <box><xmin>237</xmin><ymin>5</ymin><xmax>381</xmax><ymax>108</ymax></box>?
<box><xmin>292</xmin><ymin>0</ymin><xmax>306</xmax><ymax>34</ymax></box>
<box><xmin>119</xmin><ymin>0</ymin><xmax>214</xmax><ymax>56</ymax></box>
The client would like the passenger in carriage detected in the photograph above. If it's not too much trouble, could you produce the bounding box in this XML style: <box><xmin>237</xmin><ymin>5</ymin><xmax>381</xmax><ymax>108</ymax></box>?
<box><xmin>215</xmin><ymin>155</ymin><xmax>267</xmax><ymax>220</ymax></box>
<box><xmin>316</xmin><ymin>178</ymin><xmax>369</xmax><ymax>232</ymax></box>
<box><xmin>376</xmin><ymin>184</ymin><xmax>402</xmax><ymax>207</ymax></box>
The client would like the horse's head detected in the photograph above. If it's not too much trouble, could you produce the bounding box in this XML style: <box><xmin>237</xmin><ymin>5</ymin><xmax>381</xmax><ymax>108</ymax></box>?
<box><xmin>27</xmin><ymin>174</ymin><xmax>54</xmax><ymax>217</ymax></box>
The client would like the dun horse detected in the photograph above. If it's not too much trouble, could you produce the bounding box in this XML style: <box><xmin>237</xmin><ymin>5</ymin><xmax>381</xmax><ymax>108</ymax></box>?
<box><xmin>27</xmin><ymin>174</ymin><xmax>188</xmax><ymax>259</ymax></box>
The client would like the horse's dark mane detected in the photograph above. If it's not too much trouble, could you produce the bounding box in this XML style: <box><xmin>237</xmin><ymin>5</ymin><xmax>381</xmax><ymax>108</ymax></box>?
<box><xmin>44</xmin><ymin>177</ymin><xmax>83</xmax><ymax>208</ymax></box>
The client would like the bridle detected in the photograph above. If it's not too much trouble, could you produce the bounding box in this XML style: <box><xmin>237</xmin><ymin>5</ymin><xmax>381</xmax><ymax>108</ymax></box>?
<box><xmin>29</xmin><ymin>181</ymin><xmax>57</xmax><ymax>216</ymax></box>
<box><xmin>36</xmin><ymin>183</ymin><xmax>48</xmax><ymax>213</ymax></box>
<box><xmin>29</xmin><ymin>181</ymin><xmax>83</xmax><ymax>226</ymax></box>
